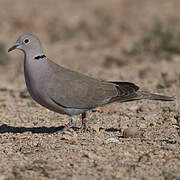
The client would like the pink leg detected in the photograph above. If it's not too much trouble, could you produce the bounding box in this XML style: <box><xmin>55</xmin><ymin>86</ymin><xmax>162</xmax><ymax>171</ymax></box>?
<box><xmin>60</xmin><ymin>115</ymin><xmax>78</xmax><ymax>132</ymax></box>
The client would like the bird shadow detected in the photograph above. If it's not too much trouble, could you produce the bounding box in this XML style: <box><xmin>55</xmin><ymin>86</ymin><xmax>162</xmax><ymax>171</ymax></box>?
<box><xmin>0</xmin><ymin>124</ymin><xmax>64</xmax><ymax>134</ymax></box>
<box><xmin>0</xmin><ymin>124</ymin><xmax>122</xmax><ymax>134</ymax></box>
<box><xmin>104</xmin><ymin>127</ymin><xmax>121</xmax><ymax>132</ymax></box>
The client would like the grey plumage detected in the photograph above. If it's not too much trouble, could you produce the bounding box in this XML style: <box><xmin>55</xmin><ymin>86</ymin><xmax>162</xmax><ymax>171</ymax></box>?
<box><xmin>8</xmin><ymin>34</ymin><xmax>175</xmax><ymax>131</ymax></box>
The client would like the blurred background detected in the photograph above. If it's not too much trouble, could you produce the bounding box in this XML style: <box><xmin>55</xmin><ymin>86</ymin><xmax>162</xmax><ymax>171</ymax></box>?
<box><xmin>0</xmin><ymin>0</ymin><xmax>180</xmax><ymax>179</ymax></box>
<box><xmin>1</xmin><ymin>0</ymin><xmax>180</xmax><ymax>92</ymax></box>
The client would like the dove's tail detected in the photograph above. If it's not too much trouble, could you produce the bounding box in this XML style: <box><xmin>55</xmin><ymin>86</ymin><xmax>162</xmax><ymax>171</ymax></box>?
<box><xmin>109</xmin><ymin>82</ymin><xmax>175</xmax><ymax>103</ymax></box>
<box><xmin>136</xmin><ymin>92</ymin><xmax>175</xmax><ymax>101</ymax></box>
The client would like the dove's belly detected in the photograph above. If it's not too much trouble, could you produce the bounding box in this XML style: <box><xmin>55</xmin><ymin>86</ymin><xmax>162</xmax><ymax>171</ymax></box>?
<box><xmin>25</xmin><ymin>75</ymin><xmax>66</xmax><ymax>114</ymax></box>
<box><xmin>28</xmin><ymin>86</ymin><xmax>86</xmax><ymax>116</ymax></box>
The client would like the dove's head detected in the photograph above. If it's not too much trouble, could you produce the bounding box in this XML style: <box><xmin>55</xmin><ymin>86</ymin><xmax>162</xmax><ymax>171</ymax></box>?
<box><xmin>8</xmin><ymin>34</ymin><xmax>44</xmax><ymax>55</ymax></box>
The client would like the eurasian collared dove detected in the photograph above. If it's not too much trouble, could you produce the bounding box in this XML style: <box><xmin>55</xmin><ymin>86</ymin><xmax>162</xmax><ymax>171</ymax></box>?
<box><xmin>8</xmin><ymin>34</ymin><xmax>175</xmax><ymax>131</ymax></box>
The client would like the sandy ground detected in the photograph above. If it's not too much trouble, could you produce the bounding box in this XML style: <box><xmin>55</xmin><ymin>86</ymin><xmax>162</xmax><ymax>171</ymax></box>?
<box><xmin>0</xmin><ymin>0</ymin><xmax>179</xmax><ymax>179</ymax></box>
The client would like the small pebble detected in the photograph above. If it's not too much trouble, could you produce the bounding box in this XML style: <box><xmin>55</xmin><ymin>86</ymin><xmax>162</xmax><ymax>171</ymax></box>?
<box><xmin>139</xmin><ymin>123</ymin><xmax>146</xmax><ymax>129</ymax></box>
<box><xmin>106</xmin><ymin>138</ymin><xmax>119</xmax><ymax>143</ymax></box>
<box><xmin>83</xmin><ymin>151</ymin><xmax>104</xmax><ymax>161</ymax></box>
<box><xmin>123</xmin><ymin>127</ymin><xmax>140</xmax><ymax>138</ymax></box>
<box><xmin>90</xmin><ymin>124</ymin><xmax>100</xmax><ymax>133</ymax></box>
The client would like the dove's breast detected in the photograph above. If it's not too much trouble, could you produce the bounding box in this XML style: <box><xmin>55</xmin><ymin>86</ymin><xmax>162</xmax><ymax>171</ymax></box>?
<box><xmin>23</xmin><ymin>57</ymin><xmax>74</xmax><ymax>115</ymax></box>
<box><xmin>24</xmin><ymin>58</ymin><xmax>53</xmax><ymax>107</ymax></box>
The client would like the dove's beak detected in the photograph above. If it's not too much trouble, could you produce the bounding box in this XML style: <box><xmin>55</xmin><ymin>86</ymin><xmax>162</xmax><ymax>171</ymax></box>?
<box><xmin>8</xmin><ymin>43</ymin><xmax>20</xmax><ymax>52</ymax></box>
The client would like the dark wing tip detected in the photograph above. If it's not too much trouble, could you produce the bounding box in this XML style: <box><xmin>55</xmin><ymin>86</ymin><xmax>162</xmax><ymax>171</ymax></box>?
<box><xmin>110</xmin><ymin>81</ymin><xmax>139</xmax><ymax>91</ymax></box>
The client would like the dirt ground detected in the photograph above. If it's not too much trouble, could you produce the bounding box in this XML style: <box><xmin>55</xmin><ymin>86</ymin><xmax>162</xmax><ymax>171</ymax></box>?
<box><xmin>0</xmin><ymin>0</ymin><xmax>180</xmax><ymax>179</ymax></box>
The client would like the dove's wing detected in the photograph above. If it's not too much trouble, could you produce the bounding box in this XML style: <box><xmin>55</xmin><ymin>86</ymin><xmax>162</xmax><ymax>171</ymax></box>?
<box><xmin>47</xmin><ymin>59</ymin><xmax>139</xmax><ymax>110</ymax></box>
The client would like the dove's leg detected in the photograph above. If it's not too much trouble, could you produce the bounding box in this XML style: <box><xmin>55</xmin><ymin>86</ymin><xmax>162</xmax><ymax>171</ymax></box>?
<box><xmin>80</xmin><ymin>112</ymin><xmax>87</xmax><ymax>131</ymax></box>
<box><xmin>61</xmin><ymin>115</ymin><xmax>78</xmax><ymax>132</ymax></box>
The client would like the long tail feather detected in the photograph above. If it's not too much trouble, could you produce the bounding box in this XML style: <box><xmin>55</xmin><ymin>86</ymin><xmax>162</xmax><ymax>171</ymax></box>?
<box><xmin>137</xmin><ymin>92</ymin><xmax>175</xmax><ymax>101</ymax></box>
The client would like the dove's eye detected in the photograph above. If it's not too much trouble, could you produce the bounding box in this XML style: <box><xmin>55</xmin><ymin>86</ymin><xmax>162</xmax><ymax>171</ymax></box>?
<box><xmin>24</xmin><ymin>39</ymin><xmax>29</xmax><ymax>44</ymax></box>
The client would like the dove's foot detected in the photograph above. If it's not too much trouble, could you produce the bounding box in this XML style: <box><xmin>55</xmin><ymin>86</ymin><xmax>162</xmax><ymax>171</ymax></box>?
<box><xmin>60</xmin><ymin>113</ymin><xmax>88</xmax><ymax>133</ymax></box>
<box><xmin>60</xmin><ymin>121</ymin><xmax>73</xmax><ymax>132</ymax></box>
<box><xmin>60</xmin><ymin>115</ymin><xmax>79</xmax><ymax>132</ymax></box>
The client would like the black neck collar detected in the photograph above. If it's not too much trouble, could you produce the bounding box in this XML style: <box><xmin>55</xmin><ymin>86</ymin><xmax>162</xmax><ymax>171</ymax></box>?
<box><xmin>34</xmin><ymin>54</ymin><xmax>46</xmax><ymax>60</ymax></box>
